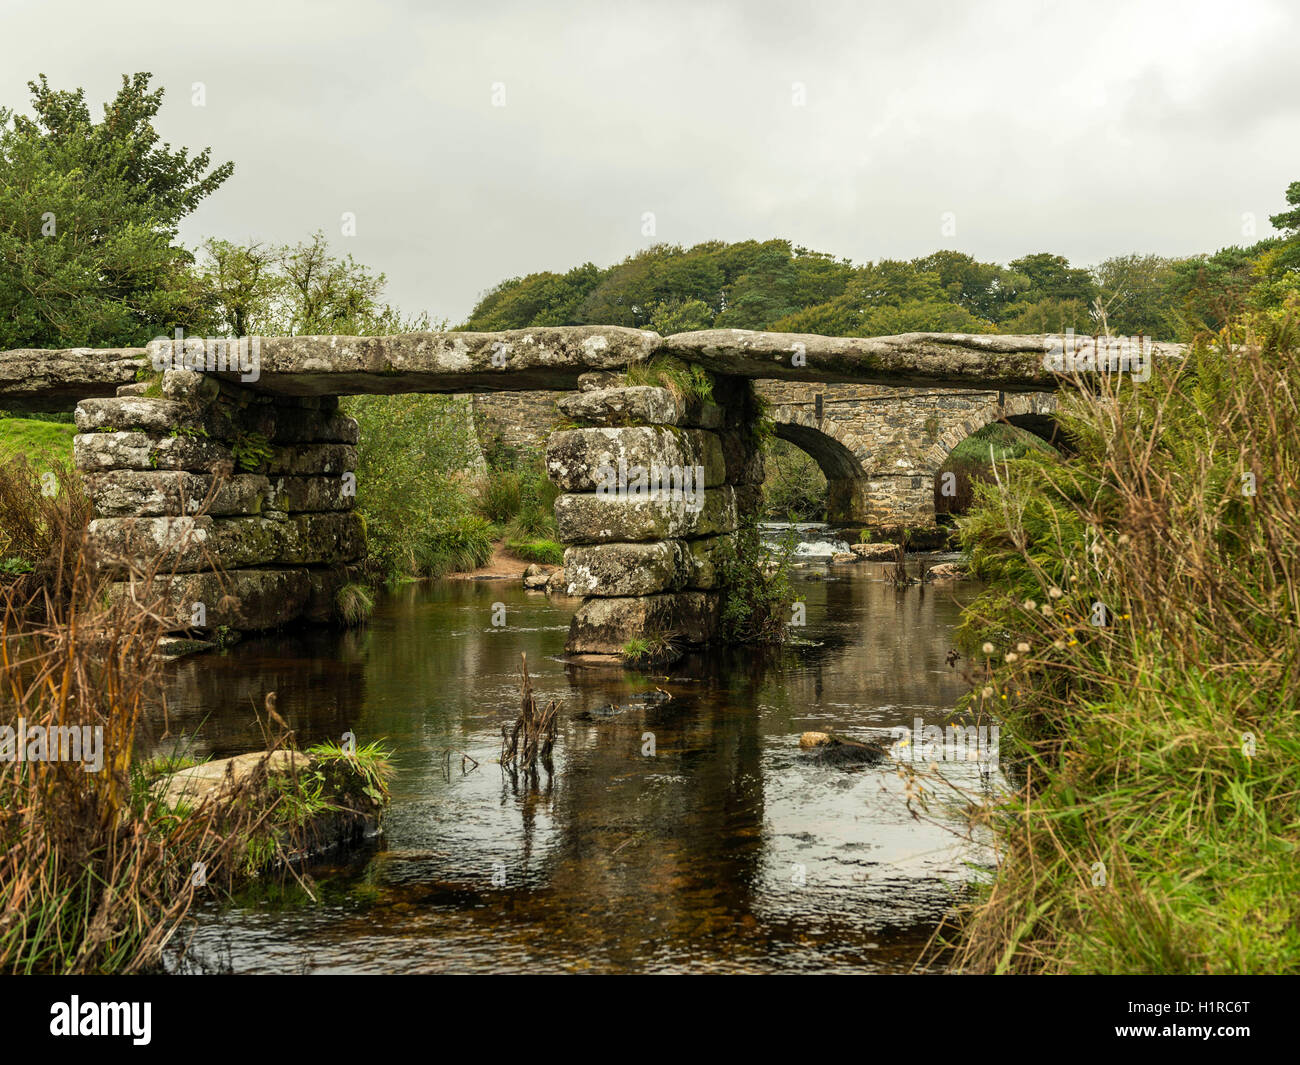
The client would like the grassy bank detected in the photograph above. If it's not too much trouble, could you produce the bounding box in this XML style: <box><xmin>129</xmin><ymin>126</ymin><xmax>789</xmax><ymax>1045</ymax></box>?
<box><xmin>939</xmin><ymin>321</ymin><xmax>1300</xmax><ymax>973</ymax></box>
<box><xmin>0</xmin><ymin>415</ymin><xmax>76</xmax><ymax>463</ymax></box>
<box><xmin>0</xmin><ymin>459</ymin><xmax>394</xmax><ymax>973</ymax></box>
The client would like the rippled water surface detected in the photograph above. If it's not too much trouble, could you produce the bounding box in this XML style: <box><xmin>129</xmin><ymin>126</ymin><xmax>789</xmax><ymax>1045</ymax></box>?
<box><xmin>153</xmin><ymin>545</ymin><xmax>998</xmax><ymax>974</ymax></box>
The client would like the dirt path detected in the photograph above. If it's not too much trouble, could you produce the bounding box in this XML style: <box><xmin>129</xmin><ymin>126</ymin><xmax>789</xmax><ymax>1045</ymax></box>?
<box><xmin>447</xmin><ymin>541</ymin><xmax>556</xmax><ymax>581</ymax></box>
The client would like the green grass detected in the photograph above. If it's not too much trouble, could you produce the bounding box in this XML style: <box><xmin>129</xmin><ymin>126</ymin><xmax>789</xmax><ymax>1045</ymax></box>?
<box><xmin>937</xmin><ymin>325</ymin><xmax>1300</xmax><ymax>974</ymax></box>
<box><xmin>621</xmin><ymin>631</ymin><xmax>681</xmax><ymax>668</ymax></box>
<box><xmin>624</xmin><ymin>356</ymin><xmax>714</xmax><ymax>404</ymax></box>
<box><xmin>335</xmin><ymin>582</ymin><xmax>374</xmax><ymax>626</ymax></box>
<box><xmin>0</xmin><ymin>417</ymin><xmax>76</xmax><ymax>463</ymax></box>
<box><xmin>507</xmin><ymin>538</ymin><xmax>564</xmax><ymax>566</ymax></box>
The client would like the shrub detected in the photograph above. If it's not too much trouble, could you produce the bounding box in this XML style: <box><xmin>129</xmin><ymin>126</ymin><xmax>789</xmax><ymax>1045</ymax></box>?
<box><xmin>717</xmin><ymin>519</ymin><xmax>796</xmax><ymax>644</ymax></box>
<box><xmin>480</xmin><ymin>470</ymin><xmax>522</xmax><ymax>524</ymax></box>
<box><xmin>937</xmin><ymin>322</ymin><xmax>1300</xmax><ymax>974</ymax></box>
<box><xmin>342</xmin><ymin>393</ymin><xmax>487</xmax><ymax>582</ymax></box>
<box><xmin>761</xmin><ymin>437</ymin><xmax>826</xmax><ymax>520</ymax></box>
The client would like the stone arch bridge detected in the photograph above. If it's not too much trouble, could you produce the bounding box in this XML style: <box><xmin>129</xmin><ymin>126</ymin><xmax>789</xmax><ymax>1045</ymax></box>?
<box><xmin>476</xmin><ymin>381</ymin><xmax>1062</xmax><ymax>530</ymax></box>
<box><xmin>0</xmin><ymin>327</ymin><xmax>1176</xmax><ymax>654</ymax></box>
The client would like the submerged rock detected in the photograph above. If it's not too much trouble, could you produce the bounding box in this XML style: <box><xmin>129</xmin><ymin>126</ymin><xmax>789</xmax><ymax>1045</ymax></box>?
<box><xmin>798</xmin><ymin>731</ymin><xmax>889</xmax><ymax>765</ymax></box>
<box><xmin>851</xmin><ymin>542</ymin><xmax>899</xmax><ymax>560</ymax></box>
<box><xmin>925</xmin><ymin>562</ymin><xmax>966</xmax><ymax>580</ymax></box>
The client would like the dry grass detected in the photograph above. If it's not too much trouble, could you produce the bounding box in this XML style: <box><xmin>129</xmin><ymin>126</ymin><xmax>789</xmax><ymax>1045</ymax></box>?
<box><xmin>0</xmin><ymin>459</ymin><xmax>331</xmax><ymax>973</ymax></box>
<box><xmin>500</xmin><ymin>653</ymin><xmax>558</xmax><ymax>769</ymax></box>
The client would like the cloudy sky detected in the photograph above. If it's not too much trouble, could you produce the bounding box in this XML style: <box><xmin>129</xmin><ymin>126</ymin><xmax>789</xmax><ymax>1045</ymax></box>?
<box><xmin>3</xmin><ymin>0</ymin><xmax>1297</xmax><ymax>324</ymax></box>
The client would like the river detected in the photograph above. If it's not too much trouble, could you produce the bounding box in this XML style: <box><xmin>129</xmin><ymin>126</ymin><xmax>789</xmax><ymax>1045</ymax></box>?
<box><xmin>153</xmin><ymin>529</ymin><xmax>1000</xmax><ymax>974</ymax></box>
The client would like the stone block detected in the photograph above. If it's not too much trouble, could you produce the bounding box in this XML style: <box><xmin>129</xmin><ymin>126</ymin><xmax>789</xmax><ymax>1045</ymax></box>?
<box><xmin>111</xmin><ymin>567</ymin><xmax>314</xmax><ymax>631</ymax></box>
<box><xmin>264</xmin><ymin>443</ymin><xmax>356</xmax><ymax>476</ymax></box>
<box><xmin>266</xmin><ymin>475</ymin><xmax>356</xmax><ymax>512</ymax></box>
<box><xmin>546</xmin><ymin>427</ymin><xmax>725</xmax><ymax>492</ymax></box>
<box><xmin>84</xmin><ymin>470</ymin><xmax>269</xmax><ymax>517</ymax></box>
<box><xmin>565</xmin><ymin>591</ymin><xmax>720</xmax><ymax>654</ymax></box>
<box><xmin>74</xmin><ymin>431</ymin><xmax>233</xmax><ymax>472</ymax></box>
<box><xmin>563</xmin><ymin>541</ymin><xmax>688</xmax><ymax>597</ymax></box>
<box><xmin>554</xmin><ymin>485</ymin><xmax>736</xmax><ymax>544</ymax></box>
<box><xmin>88</xmin><ymin>512</ymin><xmax>365</xmax><ymax>572</ymax></box>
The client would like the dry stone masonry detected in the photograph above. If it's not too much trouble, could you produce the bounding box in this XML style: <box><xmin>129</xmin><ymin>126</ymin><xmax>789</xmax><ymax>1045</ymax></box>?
<box><xmin>1</xmin><ymin>326</ymin><xmax>1181</xmax><ymax>647</ymax></box>
<box><xmin>546</xmin><ymin>372</ymin><xmax>762</xmax><ymax>654</ymax></box>
<box><xmin>75</xmin><ymin>368</ymin><xmax>364</xmax><ymax>633</ymax></box>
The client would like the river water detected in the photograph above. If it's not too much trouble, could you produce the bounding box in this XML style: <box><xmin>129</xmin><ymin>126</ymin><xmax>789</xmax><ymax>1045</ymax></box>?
<box><xmin>154</xmin><ymin>533</ymin><xmax>999</xmax><ymax>974</ymax></box>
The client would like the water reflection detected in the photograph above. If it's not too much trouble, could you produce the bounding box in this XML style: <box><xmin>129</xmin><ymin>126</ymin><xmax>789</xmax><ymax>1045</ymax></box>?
<box><xmin>155</xmin><ymin>556</ymin><xmax>997</xmax><ymax>974</ymax></box>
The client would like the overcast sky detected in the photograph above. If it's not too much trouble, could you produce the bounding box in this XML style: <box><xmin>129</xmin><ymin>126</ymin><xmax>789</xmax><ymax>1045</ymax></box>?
<box><xmin>3</xmin><ymin>0</ymin><xmax>1297</xmax><ymax>324</ymax></box>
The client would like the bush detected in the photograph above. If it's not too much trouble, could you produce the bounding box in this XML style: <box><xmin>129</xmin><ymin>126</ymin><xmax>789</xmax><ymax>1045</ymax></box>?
<box><xmin>477</xmin><ymin>446</ymin><xmax>559</xmax><ymax>541</ymax></box>
<box><xmin>480</xmin><ymin>470</ymin><xmax>522</xmax><ymax>524</ymax></box>
<box><xmin>936</xmin><ymin>423</ymin><xmax>1057</xmax><ymax>520</ymax></box>
<box><xmin>717</xmin><ymin>519</ymin><xmax>796</xmax><ymax>644</ymax></box>
<box><xmin>938</xmin><ymin>322</ymin><xmax>1300</xmax><ymax>974</ymax></box>
<box><xmin>342</xmin><ymin>393</ymin><xmax>488</xmax><ymax>582</ymax></box>
<box><xmin>761</xmin><ymin>437</ymin><xmax>826</xmax><ymax>520</ymax></box>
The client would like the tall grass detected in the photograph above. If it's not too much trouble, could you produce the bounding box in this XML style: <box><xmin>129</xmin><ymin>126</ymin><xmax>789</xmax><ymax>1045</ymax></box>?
<box><xmin>0</xmin><ymin>457</ymin><xmax>392</xmax><ymax>972</ymax></box>
<box><xmin>937</xmin><ymin>320</ymin><xmax>1300</xmax><ymax>973</ymax></box>
<box><xmin>0</xmin><ymin>493</ymin><xmax>270</xmax><ymax>972</ymax></box>
<box><xmin>0</xmin><ymin>453</ymin><xmax>91</xmax><ymax>607</ymax></box>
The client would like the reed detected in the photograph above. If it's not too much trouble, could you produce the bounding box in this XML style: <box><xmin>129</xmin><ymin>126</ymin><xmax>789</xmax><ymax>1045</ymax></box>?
<box><xmin>500</xmin><ymin>653</ymin><xmax>558</xmax><ymax>768</ymax></box>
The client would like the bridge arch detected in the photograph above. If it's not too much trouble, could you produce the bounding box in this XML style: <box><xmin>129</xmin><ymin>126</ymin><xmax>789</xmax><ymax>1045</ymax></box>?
<box><xmin>765</xmin><ymin>402</ymin><xmax>872</xmax><ymax>523</ymax></box>
<box><xmin>918</xmin><ymin>391</ymin><xmax>1062</xmax><ymax>473</ymax></box>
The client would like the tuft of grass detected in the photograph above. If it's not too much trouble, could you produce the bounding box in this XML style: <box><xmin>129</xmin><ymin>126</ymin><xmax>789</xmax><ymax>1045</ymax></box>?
<box><xmin>335</xmin><ymin>582</ymin><xmax>374</xmax><ymax>626</ymax></box>
<box><xmin>625</xmin><ymin>356</ymin><xmax>714</xmax><ymax>404</ymax></box>
<box><xmin>508</xmin><ymin>539</ymin><xmax>564</xmax><ymax>566</ymax></box>
<box><xmin>621</xmin><ymin>631</ymin><xmax>681</xmax><ymax>668</ymax></box>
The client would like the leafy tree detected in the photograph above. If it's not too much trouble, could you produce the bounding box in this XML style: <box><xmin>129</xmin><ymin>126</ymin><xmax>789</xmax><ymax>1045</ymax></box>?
<box><xmin>463</xmin><ymin>263</ymin><xmax>600</xmax><ymax>330</ymax></box>
<box><xmin>0</xmin><ymin>72</ymin><xmax>232</xmax><ymax>347</ymax></box>
<box><xmin>915</xmin><ymin>250</ymin><xmax>1025</xmax><ymax>322</ymax></box>
<box><xmin>1008</xmin><ymin>252</ymin><xmax>1097</xmax><ymax>304</ymax></box>
<box><xmin>998</xmin><ymin>297</ymin><xmax>1094</xmax><ymax>337</ymax></box>
<box><xmin>1167</xmin><ymin>242</ymin><xmax>1280</xmax><ymax>337</ymax></box>
<box><xmin>1090</xmin><ymin>254</ymin><xmax>1185</xmax><ymax>339</ymax></box>
<box><xmin>648</xmin><ymin>297</ymin><xmax>713</xmax><ymax>334</ymax></box>
<box><xmin>195</xmin><ymin>231</ymin><xmax>427</xmax><ymax>336</ymax></box>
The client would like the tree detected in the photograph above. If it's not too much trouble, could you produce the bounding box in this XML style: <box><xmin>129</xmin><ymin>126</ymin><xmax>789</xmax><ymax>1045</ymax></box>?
<box><xmin>0</xmin><ymin>72</ymin><xmax>232</xmax><ymax>347</ymax></box>
<box><xmin>194</xmin><ymin>231</ymin><xmax>427</xmax><ymax>336</ymax></box>
<box><xmin>1267</xmin><ymin>180</ymin><xmax>1300</xmax><ymax>273</ymax></box>
<box><xmin>1090</xmin><ymin>254</ymin><xmax>1185</xmax><ymax>339</ymax></box>
<box><xmin>914</xmin><ymin>250</ymin><xmax>1024</xmax><ymax>323</ymax></box>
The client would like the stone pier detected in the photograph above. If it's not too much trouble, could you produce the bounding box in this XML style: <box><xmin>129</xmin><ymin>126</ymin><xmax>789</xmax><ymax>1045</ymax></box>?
<box><xmin>544</xmin><ymin>372</ymin><xmax>764</xmax><ymax>655</ymax></box>
<box><xmin>74</xmin><ymin>369</ymin><xmax>364</xmax><ymax>632</ymax></box>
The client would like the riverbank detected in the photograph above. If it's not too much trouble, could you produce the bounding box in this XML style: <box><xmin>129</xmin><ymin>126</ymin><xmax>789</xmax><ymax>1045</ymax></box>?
<box><xmin>941</xmin><ymin>329</ymin><xmax>1300</xmax><ymax>974</ymax></box>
